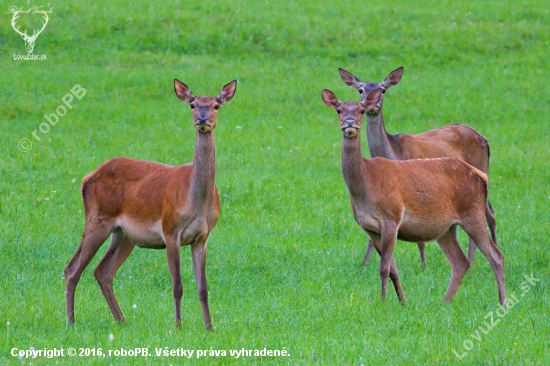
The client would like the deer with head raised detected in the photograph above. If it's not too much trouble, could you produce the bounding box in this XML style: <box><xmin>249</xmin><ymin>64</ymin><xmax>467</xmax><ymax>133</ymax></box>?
<box><xmin>11</xmin><ymin>12</ymin><xmax>48</xmax><ymax>53</ymax></box>
<box><xmin>64</xmin><ymin>79</ymin><xmax>237</xmax><ymax>330</ymax></box>
<box><xmin>321</xmin><ymin>87</ymin><xmax>506</xmax><ymax>305</ymax></box>
<box><xmin>339</xmin><ymin>67</ymin><xmax>497</xmax><ymax>268</ymax></box>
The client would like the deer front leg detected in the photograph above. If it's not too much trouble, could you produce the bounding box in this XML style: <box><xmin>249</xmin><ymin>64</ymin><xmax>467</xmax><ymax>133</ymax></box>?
<box><xmin>191</xmin><ymin>237</ymin><xmax>212</xmax><ymax>330</ymax></box>
<box><xmin>365</xmin><ymin>239</ymin><xmax>425</xmax><ymax>274</ymax></box>
<box><xmin>379</xmin><ymin>224</ymin><xmax>398</xmax><ymax>301</ymax></box>
<box><xmin>370</xmin><ymin>228</ymin><xmax>406</xmax><ymax>304</ymax></box>
<box><xmin>165</xmin><ymin>234</ymin><xmax>183</xmax><ymax>328</ymax></box>
<box><xmin>417</xmin><ymin>242</ymin><xmax>427</xmax><ymax>271</ymax></box>
<box><xmin>362</xmin><ymin>240</ymin><xmax>376</xmax><ymax>268</ymax></box>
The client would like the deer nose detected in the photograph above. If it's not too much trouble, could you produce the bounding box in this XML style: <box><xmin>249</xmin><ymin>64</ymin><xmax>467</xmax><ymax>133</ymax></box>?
<box><xmin>344</xmin><ymin>119</ymin><xmax>356</xmax><ymax>127</ymax></box>
<box><xmin>197</xmin><ymin>117</ymin><xmax>209</xmax><ymax>125</ymax></box>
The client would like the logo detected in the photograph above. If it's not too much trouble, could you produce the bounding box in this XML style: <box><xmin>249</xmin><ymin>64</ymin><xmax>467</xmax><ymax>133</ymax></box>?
<box><xmin>7</xmin><ymin>5</ymin><xmax>53</xmax><ymax>60</ymax></box>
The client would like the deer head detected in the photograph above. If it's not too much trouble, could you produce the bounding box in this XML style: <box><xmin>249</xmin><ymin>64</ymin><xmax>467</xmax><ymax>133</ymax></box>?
<box><xmin>11</xmin><ymin>12</ymin><xmax>49</xmax><ymax>54</ymax></box>
<box><xmin>322</xmin><ymin>88</ymin><xmax>384</xmax><ymax>138</ymax></box>
<box><xmin>338</xmin><ymin>67</ymin><xmax>403</xmax><ymax>115</ymax></box>
<box><xmin>174</xmin><ymin>79</ymin><xmax>237</xmax><ymax>133</ymax></box>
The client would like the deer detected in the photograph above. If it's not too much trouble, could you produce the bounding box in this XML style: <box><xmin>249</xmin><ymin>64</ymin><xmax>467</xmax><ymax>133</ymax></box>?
<box><xmin>338</xmin><ymin>66</ymin><xmax>497</xmax><ymax>269</ymax></box>
<box><xmin>64</xmin><ymin>79</ymin><xmax>237</xmax><ymax>330</ymax></box>
<box><xmin>11</xmin><ymin>12</ymin><xmax>48</xmax><ymax>53</ymax></box>
<box><xmin>321</xmin><ymin>87</ymin><xmax>506</xmax><ymax>305</ymax></box>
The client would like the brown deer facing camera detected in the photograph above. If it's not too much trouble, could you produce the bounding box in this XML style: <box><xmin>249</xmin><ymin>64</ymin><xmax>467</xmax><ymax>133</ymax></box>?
<box><xmin>321</xmin><ymin>87</ymin><xmax>506</xmax><ymax>304</ymax></box>
<box><xmin>339</xmin><ymin>67</ymin><xmax>497</xmax><ymax>269</ymax></box>
<box><xmin>64</xmin><ymin>79</ymin><xmax>237</xmax><ymax>330</ymax></box>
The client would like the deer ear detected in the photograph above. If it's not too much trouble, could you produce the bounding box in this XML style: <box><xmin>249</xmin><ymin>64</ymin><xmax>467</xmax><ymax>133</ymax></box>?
<box><xmin>382</xmin><ymin>67</ymin><xmax>403</xmax><ymax>89</ymax></box>
<box><xmin>339</xmin><ymin>68</ymin><xmax>362</xmax><ymax>89</ymax></box>
<box><xmin>362</xmin><ymin>88</ymin><xmax>383</xmax><ymax>112</ymax></box>
<box><xmin>217</xmin><ymin>80</ymin><xmax>237</xmax><ymax>104</ymax></box>
<box><xmin>174</xmin><ymin>79</ymin><xmax>195</xmax><ymax>103</ymax></box>
<box><xmin>321</xmin><ymin>89</ymin><xmax>341</xmax><ymax>109</ymax></box>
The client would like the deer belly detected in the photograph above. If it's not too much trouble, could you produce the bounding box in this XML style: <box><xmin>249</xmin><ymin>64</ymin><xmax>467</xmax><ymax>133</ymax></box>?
<box><xmin>398</xmin><ymin>214</ymin><xmax>453</xmax><ymax>242</ymax></box>
<box><xmin>116</xmin><ymin>217</ymin><xmax>166</xmax><ymax>248</ymax></box>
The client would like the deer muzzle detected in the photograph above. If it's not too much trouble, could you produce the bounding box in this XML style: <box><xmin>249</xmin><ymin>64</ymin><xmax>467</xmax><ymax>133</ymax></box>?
<box><xmin>195</xmin><ymin>119</ymin><xmax>213</xmax><ymax>132</ymax></box>
<box><xmin>341</xmin><ymin>119</ymin><xmax>360</xmax><ymax>138</ymax></box>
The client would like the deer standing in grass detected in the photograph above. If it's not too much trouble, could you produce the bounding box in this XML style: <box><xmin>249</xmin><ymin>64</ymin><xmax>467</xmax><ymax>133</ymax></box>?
<box><xmin>339</xmin><ymin>67</ymin><xmax>497</xmax><ymax>268</ymax></box>
<box><xmin>64</xmin><ymin>79</ymin><xmax>237</xmax><ymax>330</ymax></box>
<box><xmin>321</xmin><ymin>87</ymin><xmax>506</xmax><ymax>304</ymax></box>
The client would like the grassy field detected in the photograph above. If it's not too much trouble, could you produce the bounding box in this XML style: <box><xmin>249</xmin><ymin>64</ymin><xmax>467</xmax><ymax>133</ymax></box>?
<box><xmin>1</xmin><ymin>0</ymin><xmax>549</xmax><ymax>364</ymax></box>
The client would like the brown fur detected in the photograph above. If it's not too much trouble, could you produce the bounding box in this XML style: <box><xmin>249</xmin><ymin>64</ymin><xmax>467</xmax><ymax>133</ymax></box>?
<box><xmin>390</xmin><ymin>124</ymin><xmax>490</xmax><ymax>172</ymax></box>
<box><xmin>322</xmin><ymin>88</ymin><xmax>506</xmax><ymax>304</ymax></box>
<box><xmin>64</xmin><ymin>80</ymin><xmax>237</xmax><ymax>330</ymax></box>
<box><xmin>339</xmin><ymin>67</ymin><xmax>496</xmax><ymax>267</ymax></box>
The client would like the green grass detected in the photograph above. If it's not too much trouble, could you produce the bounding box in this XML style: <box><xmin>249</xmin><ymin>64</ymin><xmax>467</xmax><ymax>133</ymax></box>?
<box><xmin>1</xmin><ymin>0</ymin><xmax>549</xmax><ymax>364</ymax></box>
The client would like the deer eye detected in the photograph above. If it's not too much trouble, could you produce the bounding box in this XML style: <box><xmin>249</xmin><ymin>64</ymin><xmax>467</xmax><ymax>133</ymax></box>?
<box><xmin>358</xmin><ymin>89</ymin><xmax>364</xmax><ymax>94</ymax></box>
<box><xmin>336</xmin><ymin>109</ymin><xmax>341</xmax><ymax>114</ymax></box>
<box><xmin>214</xmin><ymin>105</ymin><xmax>220</xmax><ymax>110</ymax></box>
<box><xmin>190</xmin><ymin>104</ymin><xmax>195</xmax><ymax>109</ymax></box>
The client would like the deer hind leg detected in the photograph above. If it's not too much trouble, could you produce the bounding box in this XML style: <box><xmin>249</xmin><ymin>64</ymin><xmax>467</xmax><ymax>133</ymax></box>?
<box><xmin>468</xmin><ymin>200</ymin><xmax>497</xmax><ymax>264</ymax></box>
<box><xmin>65</xmin><ymin>218</ymin><xmax>115</xmax><ymax>324</ymax></box>
<box><xmin>462</xmin><ymin>218</ymin><xmax>506</xmax><ymax>305</ymax></box>
<box><xmin>417</xmin><ymin>242</ymin><xmax>427</xmax><ymax>271</ymax></box>
<box><xmin>362</xmin><ymin>240</ymin><xmax>376</xmax><ymax>268</ymax></box>
<box><xmin>93</xmin><ymin>229</ymin><xmax>135</xmax><ymax>323</ymax></box>
<box><xmin>370</xmin><ymin>227</ymin><xmax>407</xmax><ymax>304</ymax></box>
<box><xmin>467</xmin><ymin>232</ymin><xmax>479</xmax><ymax>265</ymax></box>
<box><xmin>436</xmin><ymin>226</ymin><xmax>470</xmax><ymax>302</ymax></box>
<box><xmin>191</xmin><ymin>236</ymin><xmax>212</xmax><ymax>330</ymax></box>
<box><xmin>470</xmin><ymin>200</ymin><xmax>498</xmax><ymax>264</ymax></box>
<box><xmin>486</xmin><ymin>200</ymin><xmax>497</xmax><ymax>245</ymax></box>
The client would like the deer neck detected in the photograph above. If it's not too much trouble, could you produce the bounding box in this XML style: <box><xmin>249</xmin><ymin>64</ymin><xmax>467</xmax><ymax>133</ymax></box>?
<box><xmin>366</xmin><ymin>111</ymin><xmax>398</xmax><ymax>160</ymax></box>
<box><xmin>341</xmin><ymin>134</ymin><xmax>369</xmax><ymax>200</ymax></box>
<box><xmin>189</xmin><ymin>131</ymin><xmax>217</xmax><ymax>209</ymax></box>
